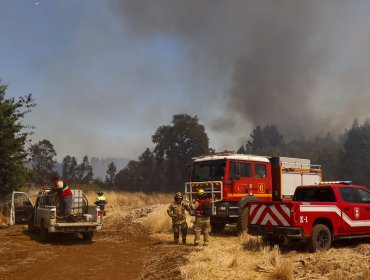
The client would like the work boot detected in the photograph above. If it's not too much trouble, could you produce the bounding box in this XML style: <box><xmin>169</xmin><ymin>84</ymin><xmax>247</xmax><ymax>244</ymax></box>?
<box><xmin>203</xmin><ymin>241</ymin><xmax>209</xmax><ymax>246</ymax></box>
<box><xmin>194</xmin><ymin>241</ymin><xmax>199</xmax><ymax>246</ymax></box>
<box><xmin>174</xmin><ymin>232</ymin><xmax>179</xmax><ymax>244</ymax></box>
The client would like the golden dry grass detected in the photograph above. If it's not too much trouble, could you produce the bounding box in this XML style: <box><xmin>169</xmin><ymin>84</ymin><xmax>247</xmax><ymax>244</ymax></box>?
<box><xmin>84</xmin><ymin>190</ymin><xmax>171</xmax><ymax>208</ymax></box>
<box><xmin>142</xmin><ymin>206</ymin><xmax>370</xmax><ymax>280</ymax></box>
<box><xmin>142</xmin><ymin>204</ymin><xmax>173</xmax><ymax>234</ymax></box>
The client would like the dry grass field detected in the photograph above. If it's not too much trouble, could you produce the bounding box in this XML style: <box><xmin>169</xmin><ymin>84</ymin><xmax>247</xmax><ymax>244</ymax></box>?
<box><xmin>142</xmin><ymin>204</ymin><xmax>370</xmax><ymax>280</ymax></box>
<box><xmin>1</xmin><ymin>189</ymin><xmax>369</xmax><ymax>280</ymax></box>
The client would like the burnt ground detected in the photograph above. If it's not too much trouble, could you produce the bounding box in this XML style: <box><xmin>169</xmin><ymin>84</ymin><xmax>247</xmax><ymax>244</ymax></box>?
<box><xmin>0</xmin><ymin>217</ymin><xmax>191</xmax><ymax>280</ymax></box>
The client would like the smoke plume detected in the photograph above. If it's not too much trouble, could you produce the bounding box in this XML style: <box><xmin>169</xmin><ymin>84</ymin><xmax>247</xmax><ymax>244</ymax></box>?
<box><xmin>107</xmin><ymin>0</ymin><xmax>370</xmax><ymax>139</ymax></box>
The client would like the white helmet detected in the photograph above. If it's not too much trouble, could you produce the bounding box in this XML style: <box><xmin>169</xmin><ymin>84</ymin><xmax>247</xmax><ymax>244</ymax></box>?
<box><xmin>55</xmin><ymin>180</ymin><xmax>64</xmax><ymax>189</ymax></box>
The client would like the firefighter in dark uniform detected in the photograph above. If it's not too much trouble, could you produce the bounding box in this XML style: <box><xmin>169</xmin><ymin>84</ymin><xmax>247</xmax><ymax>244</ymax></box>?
<box><xmin>167</xmin><ymin>192</ymin><xmax>190</xmax><ymax>244</ymax></box>
<box><xmin>190</xmin><ymin>189</ymin><xmax>212</xmax><ymax>246</ymax></box>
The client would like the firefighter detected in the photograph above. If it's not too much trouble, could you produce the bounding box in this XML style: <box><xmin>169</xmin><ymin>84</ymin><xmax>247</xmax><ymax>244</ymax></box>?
<box><xmin>94</xmin><ymin>190</ymin><xmax>107</xmax><ymax>213</ymax></box>
<box><xmin>167</xmin><ymin>192</ymin><xmax>190</xmax><ymax>244</ymax></box>
<box><xmin>49</xmin><ymin>176</ymin><xmax>73</xmax><ymax>219</ymax></box>
<box><xmin>190</xmin><ymin>188</ymin><xmax>212</xmax><ymax>246</ymax></box>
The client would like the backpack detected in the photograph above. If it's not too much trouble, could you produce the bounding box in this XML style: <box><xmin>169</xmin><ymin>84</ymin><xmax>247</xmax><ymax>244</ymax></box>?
<box><xmin>201</xmin><ymin>200</ymin><xmax>212</xmax><ymax>217</ymax></box>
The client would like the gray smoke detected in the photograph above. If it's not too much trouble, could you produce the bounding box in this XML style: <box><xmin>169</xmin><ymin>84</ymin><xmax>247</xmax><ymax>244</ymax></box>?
<box><xmin>107</xmin><ymin>0</ymin><xmax>370</xmax><ymax>139</ymax></box>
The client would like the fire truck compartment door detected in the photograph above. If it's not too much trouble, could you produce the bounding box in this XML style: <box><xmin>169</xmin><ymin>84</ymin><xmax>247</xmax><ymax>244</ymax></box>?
<box><xmin>281</xmin><ymin>173</ymin><xmax>321</xmax><ymax>197</ymax></box>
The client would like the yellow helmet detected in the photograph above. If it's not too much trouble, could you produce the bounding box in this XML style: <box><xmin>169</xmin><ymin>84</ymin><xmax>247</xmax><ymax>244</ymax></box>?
<box><xmin>197</xmin><ymin>189</ymin><xmax>205</xmax><ymax>196</ymax></box>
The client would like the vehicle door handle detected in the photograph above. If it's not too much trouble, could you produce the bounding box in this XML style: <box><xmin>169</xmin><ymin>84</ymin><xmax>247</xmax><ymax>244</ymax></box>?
<box><xmin>365</xmin><ymin>207</ymin><xmax>370</xmax><ymax>211</ymax></box>
<box><xmin>343</xmin><ymin>207</ymin><xmax>349</xmax><ymax>211</ymax></box>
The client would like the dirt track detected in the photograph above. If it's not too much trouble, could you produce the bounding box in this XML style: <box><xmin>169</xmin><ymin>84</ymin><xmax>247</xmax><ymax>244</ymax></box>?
<box><xmin>0</xmin><ymin>216</ymin><xmax>189</xmax><ymax>280</ymax></box>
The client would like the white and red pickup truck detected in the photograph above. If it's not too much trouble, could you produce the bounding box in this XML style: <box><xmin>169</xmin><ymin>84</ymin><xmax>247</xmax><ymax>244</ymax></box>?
<box><xmin>9</xmin><ymin>189</ymin><xmax>103</xmax><ymax>242</ymax></box>
<box><xmin>247</xmin><ymin>181</ymin><xmax>370</xmax><ymax>251</ymax></box>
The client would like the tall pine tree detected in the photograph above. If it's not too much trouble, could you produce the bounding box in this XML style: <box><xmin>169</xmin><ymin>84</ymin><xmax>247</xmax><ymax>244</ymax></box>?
<box><xmin>0</xmin><ymin>82</ymin><xmax>35</xmax><ymax>195</ymax></box>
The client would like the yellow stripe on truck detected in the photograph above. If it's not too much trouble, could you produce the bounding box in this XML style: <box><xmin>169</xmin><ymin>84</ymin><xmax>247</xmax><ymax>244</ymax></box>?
<box><xmin>227</xmin><ymin>193</ymin><xmax>272</xmax><ymax>198</ymax></box>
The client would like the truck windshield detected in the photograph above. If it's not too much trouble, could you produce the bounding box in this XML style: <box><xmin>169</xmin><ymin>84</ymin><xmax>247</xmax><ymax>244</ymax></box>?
<box><xmin>192</xmin><ymin>160</ymin><xmax>226</xmax><ymax>181</ymax></box>
<box><xmin>293</xmin><ymin>187</ymin><xmax>336</xmax><ymax>202</ymax></box>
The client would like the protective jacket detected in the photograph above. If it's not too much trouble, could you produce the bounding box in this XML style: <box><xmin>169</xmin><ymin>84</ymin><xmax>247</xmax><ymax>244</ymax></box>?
<box><xmin>167</xmin><ymin>201</ymin><xmax>189</xmax><ymax>224</ymax></box>
<box><xmin>54</xmin><ymin>180</ymin><xmax>72</xmax><ymax>198</ymax></box>
<box><xmin>192</xmin><ymin>198</ymin><xmax>211</xmax><ymax>217</ymax></box>
<box><xmin>95</xmin><ymin>196</ymin><xmax>107</xmax><ymax>209</ymax></box>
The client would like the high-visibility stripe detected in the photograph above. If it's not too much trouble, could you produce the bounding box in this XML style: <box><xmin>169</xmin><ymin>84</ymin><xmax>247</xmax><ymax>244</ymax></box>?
<box><xmin>251</xmin><ymin>205</ymin><xmax>266</xmax><ymax>224</ymax></box>
<box><xmin>250</xmin><ymin>204</ymin><xmax>291</xmax><ymax>226</ymax></box>
<box><xmin>269</xmin><ymin>205</ymin><xmax>290</xmax><ymax>226</ymax></box>
<box><xmin>300</xmin><ymin>205</ymin><xmax>370</xmax><ymax>227</ymax></box>
<box><xmin>250</xmin><ymin>204</ymin><xmax>370</xmax><ymax>228</ymax></box>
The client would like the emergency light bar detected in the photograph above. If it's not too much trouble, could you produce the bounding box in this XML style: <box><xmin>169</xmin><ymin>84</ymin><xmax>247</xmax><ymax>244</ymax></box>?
<box><xmin>318</xmin><ymin>181</ymin><xmax>352</xmax><ymax>185</ymax></box>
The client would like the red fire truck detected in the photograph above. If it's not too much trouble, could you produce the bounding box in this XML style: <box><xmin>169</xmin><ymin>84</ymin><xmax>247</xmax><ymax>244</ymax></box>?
<box><xmin>184</xmin><ymin>153</ymin><xmax>321</xmax><ymax>232</ymax></box>
<box><xmin>247</xmin><ymin>182</ymin><xmax>370</xmax><ymax>251</ymax></box>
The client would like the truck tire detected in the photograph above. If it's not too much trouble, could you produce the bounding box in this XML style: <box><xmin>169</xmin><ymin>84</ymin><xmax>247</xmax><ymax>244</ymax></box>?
<box><xmin>39</xmin><ymin>221</ymin><xmax>49</xmax><ymax>243</ymax></box>
<box><xmin>308</xmin><ymin>224</ymin><xmax>332</xmax><ymax>252</ymax></box>
<box><xmin>27</xmin><ymin>223</ymin><xmax>38</xmax><ymax>233</ymax></box>
<box><xmin>211</xmin><ymin>221</ymin><xmax>226</xmax><ymax>233</ymax></box>
<box><xmin>82</xmin><ymin>231</ymin><xmax>94</xmax><ymax>241</ymax></box>
<box><xmin>237</xmin><ymin>207</ymin><xmax>250</xmax><ymax>233</ymax></box>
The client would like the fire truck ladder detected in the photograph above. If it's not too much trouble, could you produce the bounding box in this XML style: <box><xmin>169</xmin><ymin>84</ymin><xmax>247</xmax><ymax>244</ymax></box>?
<box><xmin>185</xmin><ymin>181</ymin><xmax>223</xmax><ymax>215</ymax></box>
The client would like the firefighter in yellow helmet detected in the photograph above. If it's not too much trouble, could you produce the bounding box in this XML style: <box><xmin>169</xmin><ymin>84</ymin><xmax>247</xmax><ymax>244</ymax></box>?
<box><xmin>167</xmin><ymin>192</ymin><xmax>190</xmax><ymax>244</ymax></box>
<box><xmin>190</xmin><ymin>188</ymin><xmax>212</xmax><ymax>246</ymax></box>
<box><xmin>94</xmin><ymin>190</ymin><xmax>107</xmax><ymax>215</ymax></box>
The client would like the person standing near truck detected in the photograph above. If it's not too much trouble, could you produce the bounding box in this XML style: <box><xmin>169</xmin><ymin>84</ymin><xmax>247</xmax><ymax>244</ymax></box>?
<box><xmin>167</xmin><ymin>192</ymin><xmax>190</xmax><ymax>244</ymax></box>
<box><xmin>95</xmin><ymin>190</ymin><xmax>107</xmax><ymax>213</ymax></box>
<box><xmin>190</xmin><ymin>189</ymin><xmax>212</xmax><ymax>246</ymax></box>
<box><xmin>50</xmin><ymin>176</ymin><xmax>73</xmax><ymax>218</ymax></box>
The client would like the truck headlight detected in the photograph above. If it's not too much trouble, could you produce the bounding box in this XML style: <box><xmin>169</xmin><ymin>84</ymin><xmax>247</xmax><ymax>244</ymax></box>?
<box><xmin>218</xmin><ymin>206</ymin><xmax>226</xmax><ymax>211</ymax></box>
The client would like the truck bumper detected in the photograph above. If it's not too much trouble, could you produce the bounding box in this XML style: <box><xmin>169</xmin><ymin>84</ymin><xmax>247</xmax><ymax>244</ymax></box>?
<box><xmin>49</xmin><ymin>222</ymin><xmax>101</xmax><ymax>233</ymax></box>
<box><xmin>213</xmin><ymin>202</ymin><xmax>239</xmax><ymax>220</ymax></box>
<box><xmin>248</xmin><ymin>225</ymin><xmax>304</xmax><ymax>240</ymax></box>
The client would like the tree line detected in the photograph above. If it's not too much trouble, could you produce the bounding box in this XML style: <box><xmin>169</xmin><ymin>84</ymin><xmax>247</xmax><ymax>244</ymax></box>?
<box><xmin>2</xmin><ymin>80</ymin><xmax>370</xmax><ymax>196</ymax></box>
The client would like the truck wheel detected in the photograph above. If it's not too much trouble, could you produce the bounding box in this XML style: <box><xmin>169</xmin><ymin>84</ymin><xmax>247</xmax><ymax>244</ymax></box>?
<box><xmin>28</xmin><ymin>223</ymin><xmax>38</xmax><ymax>233</ymax></box>
<box><xmin>39</xmin><ymin>221</ymin><xmax>49</xmax><ymax>243</ymax></box>
<box><xmin>308</xmin><ymin>224</ymin><xmax>332</xmax><ymax>252</ymax></box>
<box><xmin>211</xmin><ymin>221</ymin><xmax>226</xmax><ymax>233</ymax></box>
<box><xmin>237</xmin><ymin>207</ymin><xmax>249</xmax><ymax>233</ymax></box>
<box><xmin>82</xmin><ymin>231</ymin><xmax>94</xmax><ymax>241</ymax></box>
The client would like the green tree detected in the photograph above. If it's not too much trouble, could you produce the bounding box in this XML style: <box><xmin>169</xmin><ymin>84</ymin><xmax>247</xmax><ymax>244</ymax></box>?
<box><xmin>115</xmin><ymin>160</ymin><xmax>143</xmax><ymax>191</ymax></box>
<box><xmin>69</xmin><ymin>157</ymin><xmax>78</xmax><ymax>182</ymax></box>
<box><xmin>246</xmin><ymin>125</ymin><xmax>284</xmax><ymax>155</ymax></box>
<box><xmin>340</xmin><ymin>120</ymin><xmax>370</xmax><ymax>187</ymax></box>
<box><xmin>0</xmin><ymin>82</ymin><xmax>35</xmax><ymax>196</ymax></box>
<box><xmin>152</xmin><ymin>114</ymin><xmax>209</xmax><ymax>192</ymax></box>
<box><xmin>62</xmin><ymin>155</ymin><xmax>72</xmax><ymax>180</ymax></box>
<box><xmin>77</xmin><ymin>155</ymin><xmax>93</xmax><ymax>183</ymax></box>
<box><xmin>29</xmin><ymin>139</ymin><xmax>57</xmax><ymax>185</ymax></box>
<box><xmin>105</xmin><ymin>161</ymin><xmax>116</xmax><ymax>186</ymax></box>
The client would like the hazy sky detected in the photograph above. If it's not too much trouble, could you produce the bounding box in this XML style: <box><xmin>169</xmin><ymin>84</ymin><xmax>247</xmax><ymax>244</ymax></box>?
<box><xmin>2</xmin><ymin>1</ymin><xmax>370</xmax><ymax>162</ymax></box>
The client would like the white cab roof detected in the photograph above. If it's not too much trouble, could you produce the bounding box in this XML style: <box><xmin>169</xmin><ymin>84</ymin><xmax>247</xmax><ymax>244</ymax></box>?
<box><xmin>193</xmin><ymin>154</ymin><xmax>269</xmax><ymax>163</ymax></box>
